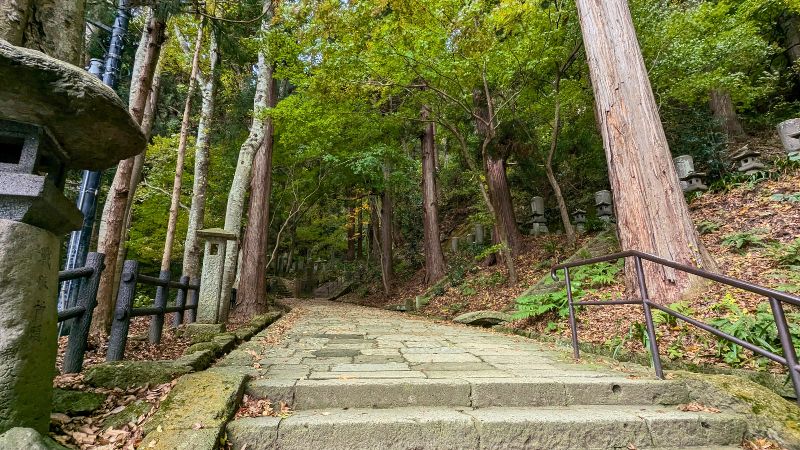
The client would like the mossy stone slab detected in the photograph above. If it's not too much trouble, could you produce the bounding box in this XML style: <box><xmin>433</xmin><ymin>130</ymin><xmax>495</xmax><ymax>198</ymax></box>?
<box><xmin>103</xmin><ymin>400</ymin><xmax>152</xmax><ymax>429</ymax></box>
<box><xmin>84</xmin><ymin>361</ymin><xmax>191</xmax><ymax>389</ymax></box>
<box><xmin>51</xmin><ymin>389</ymin><xmax>106</xmax><ymax>415</ymax></box>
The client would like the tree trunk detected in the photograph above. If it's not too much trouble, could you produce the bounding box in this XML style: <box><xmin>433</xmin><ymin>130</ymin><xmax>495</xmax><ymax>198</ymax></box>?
<box><xmin>356</xmin><ymin>206</ymin><xmax>363</xmax><ymax>260</ymax></box>
<box><xmin>219</xmin><ymin>36</ymin><xmax>272</xmax><ymax>322</ymax></box>
<box><xmin>780</xmin><ymin>13</ymin><xmax>800</xmax><ymax>66</ymax></box>
<box><xmin>183</xmin><ymin>26</ymin><xmax>220</xmax><ymax>281</ymax></box>
<box><xmin>380</xmin><ymin>168</ymin><xmax>393</xmax><ymax>295</ymax></box>
<box><xmin>575</xmin><ymin>0</ymin><xmax>717</xmax><ymax>304</ymax></box>
<box><xmin>161</xmin><ymin>22</ymin><xmax>204</xmax><ymax>272</ymax></box>
<box><xmin>0</xmin><ymin>0</ymin><xmax>85</xmax><ymax>65</ymax></box>
<box><xmin>709</xmin><ymin>89</ymin><xmax>744</xmax><ymax>141</ymax></box>
<box><xmin>484</xmin><ymin>154</ymin><xmax>522</xmax><ymax>255</ymax></box>
<box><xmin>421</xmin><ymin>105</ymin><xmax>446</xmax><ymax>284</ymax></box>
<box><xmin>346</xmin><ymin>204</ymin><xmax>356</xmax><ymax>261</ymax></box>
<box><xmin>368</xmin><ymin>197</ymin><xmax>380</xmax><ymax>263</ymax></box>
<box><xmin>545</xmin><ymin>83</ymin><xmax>576</xmax><ymax>245</ymax></box>
<box><xmin>92</xmin><ymin>14</ymin><xmax>166</xmax><ymax>334</ymax></box>
<box><xmin>235</xmin><ymin>65</ymin><xmax>277</xmax><ymax>319</ymax></box>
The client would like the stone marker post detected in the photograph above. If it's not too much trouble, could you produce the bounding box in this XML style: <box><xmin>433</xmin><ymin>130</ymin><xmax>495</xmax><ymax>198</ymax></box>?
<box><xmin>0</xmin><ymin>41</ymin><xmax>144</xmax><ymax>433</ymax></box>
<box><xmin>777</xmin><ymin>118</ymin><xmax>800</xmax><ymax>161</ymax></box>
<box><xmin>474</xmin><ymin>224</ymin><xmax>485</xmax><ymax>245</ymax></box>
<box><xmin>196</xmin><ymin>228</ymin><xmax>237</xmax><ymax>324</ymax></box>
<box><xmin>595</xmin><ymin>190</ymin><xmax>614</xmax><ymax>224</ymax></box>
<box><xmin>530</xmin><ymin>196</ymin><xmax>548</xmax><ymax>235</ymax></box>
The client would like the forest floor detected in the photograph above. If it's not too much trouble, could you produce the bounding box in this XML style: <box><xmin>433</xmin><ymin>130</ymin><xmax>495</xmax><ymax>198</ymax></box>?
<box><xmin>346</xmin><ymin>166</ymin><xmax>800</xmax><ymax>374</ymax></box>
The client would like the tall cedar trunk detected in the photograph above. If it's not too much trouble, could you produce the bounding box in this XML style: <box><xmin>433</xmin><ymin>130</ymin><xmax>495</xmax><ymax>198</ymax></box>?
<box><xmin>781</xmin><ymin>13</ymin><xmax>800</xmax><ymax>66</ymax></box>
<box><xmin>234</xmin><ymin>66</ymin><xmax>277</xmax><ymax>319</ymax></box>
<box><xmin>356</xmin><ymin>207</ymin><xmax>363</xmax><ymax>259</ymax></box>
<box><xmin>219</xmin><ymin>41</ymin><xmax>271</xmax><ymax>321</ymax></box>
<box><xmin>93</xmin><ymin>15</ymin><xmax>166</xmax><ymax>334</ymax></box>
<box><xmin>109</xmin><ymin>62</ymin><xmax>163</xmax><ymax>304</ymax></box>
<box><xmin>709</xmin><ymin>89</ymin><xmax>744</xmax><ymax>141</ymax></box>
<box><xmin>368</xmin><ymin>196</ymin><xmax>381</xmax><ymax>262</ymax></box>
<box><xmin>0</xmin><ymin>0</ymin><xmax>85</xmax><ymax>65</ymax></box>
<box><xmin>575</xmin><ymin>0</ymin><xmax>717</xmax><ymax>304</ymax></box>
<box><xmin>346</xmin><ymin>204</ymin><xmax>356</xmax><ymax>261</ymax></box>
<box><xmin>380</xmin><ymin>168</ymin><xmax>393</xmax><ymax>295</ymax></box>
<box><xmin>484</xmin><ymin>154</ymin><xmax>522</xmax><ymax>255</ymax></box>
<box><xmin>545</xmin><ymin>80</ymin><xmax>576</xmax><ymax>245</ymax></box>
<box><xmin>161</xmin><ymin>22</ymin><xmax>204</xmax><ymax>272</ymax></box>
<box><xmin>183</xmin><ymin>28</ymin><xmax>220</xmax><ymax>281</ymax></box>
<box><xmin>421</xmin><ymin>105</ymin><xmax>446</xmax><ymax>284</ymax></box>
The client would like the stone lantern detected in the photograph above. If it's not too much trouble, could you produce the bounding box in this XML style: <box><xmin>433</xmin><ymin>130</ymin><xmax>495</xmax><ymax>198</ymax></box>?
<box><xmin>572</xmin><ymin>209</ymin><xmax>587</xmax><ymax>233</ymax></box>
<box><xmin>777</xmin><ymin>118</ymin><xmax>800</xmax><ymax>162</ymax></box>
<box><xmin>595</xmin><ymin>190</ymin><xmax>614</xmax><ymax>223</ymax></box>
<box><xmin>673</xmin><ymin>155</ymin><xmax>707</xmax><ymax>193</ymax></box>
<box><xmin>474</xmin><ymin>223</ymin><xmax>485</xmax><ymax>245</ymax></box>
<box><xmin>530</xmin><ymin>196</ymin><xmax>548</xmax><ymax>235</ymax></box>
<box><xmin>0</xmin><ymin>41</ymin><xmax>144</xmax><ymax>433</ymax></box>
<box><xmin>732</xmin><ymin>145</ymin><xmax>766</xmax><ymax>175</ymax></box>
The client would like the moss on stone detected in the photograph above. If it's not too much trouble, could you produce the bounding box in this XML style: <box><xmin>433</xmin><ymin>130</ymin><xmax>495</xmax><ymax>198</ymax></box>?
<box><xmin>137</xmin><ymin>428</ymin><xmax>220</xmax><ymax>450</ymax></box>
<box><xmin>103</xmin><ymin>400</ymin><xmax>152</xmax><ymax>429</ymax></box>
<box><xmin>234</xmin><ymin>326</ymin><xmax>259</xmax><ymax>341</ymax></box>
<box><xmin>212</xmin><ymin>334</ymin><xmax>238</xmax><ymax>353</ymax></box>
<box><xmin>84</xmin><ymin>361</ymin><xmax>191</xmax><ymax>389</ymax></box>
<box><xmin>175</xmin><ymin>350</ymin><xmax>215</xmax><ymax>371</ymax></box>
<box><xmin>51</xmin><ymin>389</ymin><xmax>106</xmax><ymax>416</ymax></box>
<box><xmin>184</xmin><ymin>341</ymin><xmax>220</xmax><ymax>356</ymax></box>
<box><xmin>675</xmin><ymin>371</ymin><xmax>800</xmax><ymax>448</ymax></box>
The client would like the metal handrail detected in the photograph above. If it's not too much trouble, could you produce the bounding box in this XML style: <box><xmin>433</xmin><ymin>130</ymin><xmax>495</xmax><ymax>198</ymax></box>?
<box><xmin>550</xmin><ymin>250</ymin><xmax>800</xmax><ymax>405</ymax></box>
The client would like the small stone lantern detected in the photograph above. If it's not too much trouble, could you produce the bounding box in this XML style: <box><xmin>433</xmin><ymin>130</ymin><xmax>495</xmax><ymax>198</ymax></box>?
<box><xmin>530</xmin><ymin>196</ymin><xmax>548</xmax><ymax>235</ymax></box>
<box><xmin>777</xmin><ymin>118</ymin><xmax>800</xmax><ymax>162</ymax></box>
<box><xmin>732</xmin><ymin>145</ymin><xmax>766</xmax><ymax>175</ymax></box>
<box><xmin>572</xmin><ymin>209</ymin><xmax>587</xmax><ymax>233</ymax></box>
<box><xmin>195</xmin><ymin>228</ymin><xmax>237</xmax><ymax>324</ymax></box>
<box><xmin>595</xmin><ymin>190</ymin><xmax>614</xmax><ymax>223</ymax></box>
<box><xmin>0</xmin><ymin>41</ymin><xmax>144</xmax><ymax>433</ymax></box>
<box><xmin>673</xmin><ymin>155</ymin><xmax>707</xmax><ymax>193</ymax></box>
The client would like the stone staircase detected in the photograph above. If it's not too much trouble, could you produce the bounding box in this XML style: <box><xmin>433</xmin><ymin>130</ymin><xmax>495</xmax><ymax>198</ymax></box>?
<box><xmin>228</xmin><ymin>376</ymin><xmax>745</xmax><ymax>449</ymax></box>
<box><xmin>223</xmin><ymin>301</ymin><xmax>748</xmax><ymax>450</ymax></box>
<box><xmin>267</xmin><ymin>277</ymin><xmax>292</xmax><ymax>299</ymax></box>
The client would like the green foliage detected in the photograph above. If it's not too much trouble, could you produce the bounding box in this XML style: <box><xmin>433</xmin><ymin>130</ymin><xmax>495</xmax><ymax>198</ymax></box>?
<box><xmin>513</xmin><ymin>261</ymin><xmax>623</xmax><ymax>321</ymax></box>
<box><xmin>474</xmin><ymin>244</ymin><xmax>507</xmax><ymax>262</ymax></box>
<box><xmin>770</xmin><ymin>192</ymin><xmax>800</xmax><ymax>203</ymax></box>
<box><xmin>766</xmin><ymin>239</ymin><xmax>800</xmax><ymax>267</ymax></box>
<box><xmin>709</xmin><ymin>300</ymin><xmax>800</xmax><ymax>367</ymax></box>
<box><xmin>696</xmin><ymin>221</ymin><xmax>721</xmax><ymax>235</ymax></box>
<box><xmin>653</xmin><ymin>301</ymin><xmax>696</xmax><ymax>327</ymax></box>
<box><xmin>721</xmin><ymin>229</ymin><xmax>769</xmax><ymax>252</ymax></box>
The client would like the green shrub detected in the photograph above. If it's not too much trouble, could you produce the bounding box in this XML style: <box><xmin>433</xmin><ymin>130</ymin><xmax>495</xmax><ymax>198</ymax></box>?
<box><xmin>696</xmin><ymin>221</ymin><xmax>720</xmax><ymax>235</ymax></box>
<box><xmin>721</xmin><ymin>229</ymin><xmax>769</xmax><ymax>252</ymax></box>
<box><xmin>766</xmin><ymin>238</ymin><xmax>800</xmax><ymax>267</ymax></box>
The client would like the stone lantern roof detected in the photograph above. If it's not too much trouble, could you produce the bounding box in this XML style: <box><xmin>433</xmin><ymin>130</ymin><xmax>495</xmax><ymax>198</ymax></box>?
<box><xmin>731</xmin><ymin>145</ymin><xmax>760</xmax><ymax>160</ymax></box>
<box><xmin>0</xmin><ymin>40</ymin><xmax>145</xmax><ymax>170</ymax></box>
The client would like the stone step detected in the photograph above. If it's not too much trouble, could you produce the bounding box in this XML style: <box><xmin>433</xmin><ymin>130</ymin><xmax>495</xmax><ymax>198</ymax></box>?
<box><xmin>226</xmin><ymin>405</ymin><xmax>746</xmax><ymax>450</ymax></box>
<box><xmin>245</xmin><ymin>376</ymin><xmax>691</xmax><ymax>410</ymax></box>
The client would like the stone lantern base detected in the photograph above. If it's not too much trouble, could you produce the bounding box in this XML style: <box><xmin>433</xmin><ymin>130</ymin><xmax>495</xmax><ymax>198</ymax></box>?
<box><xmin>0</xmin><ymin>220</ymin><xmax>59</xmax><ymax>433</ymax></box>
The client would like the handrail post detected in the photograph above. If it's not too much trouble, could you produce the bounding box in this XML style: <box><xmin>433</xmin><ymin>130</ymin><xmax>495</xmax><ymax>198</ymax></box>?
<box><xmin>107</xmin><ymin>260</ymin><xmax>138</xmax><ymax>361</ymax></box>
<box><xmin>149</xmin><ymin>269</ymin><xmax>170</xmax><ymax>344</ymax></box>
<box><xmin>186</xmin><ymin>278</ymin><xmax>199</xmax><ymax>323</ymax></box>
<box><xmin>564</xmin><ymin>267</ymin><xmax>580</xmax><ymax>360</ymax></box>
<box><xmin>63</xmin><ymin>252</ymin><xmax>105</xmax><ymax>373</ymax></box>
<box><xmin>769</xmin><ymin>296</ymin><xmax>800</xmax><ymax>405</ymax></box>
<box><xmin>634</xmin><ymin>256</ymin><xmax>664</xmax><ymax>379</ymax></box>
<box><xmin>173</xmin><ymin>275</ymin><xmax>189</xmax><ymax>327</ymax></box>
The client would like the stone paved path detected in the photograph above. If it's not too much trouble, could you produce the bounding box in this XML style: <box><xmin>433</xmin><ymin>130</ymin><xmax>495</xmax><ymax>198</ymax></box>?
<box><xmin>254</xmin><ymin>299</ymin><xmax>614</xmax><ymax>382</ymax></box>
<box><xmin>225</xmin><ymin>300</ymin><xmax>746</xmax><ymax>449</ymax></box>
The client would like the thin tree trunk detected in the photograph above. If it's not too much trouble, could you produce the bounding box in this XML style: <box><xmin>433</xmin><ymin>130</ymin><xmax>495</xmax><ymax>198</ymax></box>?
<box><xmin>356</xmin><ymin>206</ymin><xmax>363</xmax><ymax>260</ymax></box>
<box><xmin>345</xmin><ymin>204</ymin><xmax>356</xmax><ymax>261</ymax></box>
<box><xmin>380</xmin><ymin>167</ymin><xmax>393</xmax><ymax>295</ymax></box>
<box><xmin>484</xmin><ymin>154</ymin><xmax>522</xmax><ymax>255</ymax></box>
<box><xmin>161</xmin><ymin>21</ymin><xmax>204</xmax><ymax>272</ymax></box>
<box><xmin>545</xmin><ymin>74</ymin><xmax>575</xmax><ymax>245</ymax></box>
<box><xmin>781</xmin><ymin>13</ymin><xmax>800</xmax><ymax>66</ymax></box>
<box><xmin>709</xmin><ymin>89</ymin><xmax>745</xmax><ymax>141</ymax></box>
<box><xmin>219</xmin><ymin>32</ymin><xmax>272</xmax><ymax>322</ymax></box>
<box><xmin>183</xmin><ymin>26</ymin><xmax>220</xmax><ymax>280</ymax></box>
<box><xmin>368</xmin><ymin>197</ymin><xmax>380</xmax><ymax>263</ymax></box>
<box><xmin>421</xmin><ymin>105</ymin><xmax>446</xmax><ymax>284</ymax></box>
<box><xmin>575</xmin><ymin>0</ymin><xmax>717</xmax><ymax>304</ymax></box>
<box><xmin>235</xmin><ymin>66</ymin><xmax>277</xmax><ymax>319</ymax></box>
<box><xmin>93</xmin><ymin>14</ymin><xmax>166</xmax><ymax>334</ymax></box>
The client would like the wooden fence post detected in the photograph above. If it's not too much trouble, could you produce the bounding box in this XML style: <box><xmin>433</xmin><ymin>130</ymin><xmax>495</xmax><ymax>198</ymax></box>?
<box><xmin>107</xmin><ymin>260</ymin><xmax>138</xmax><ymax>361</ymax></box>
<box><xmin>149</xmin><ymin>269</ymin><xmax>170</xmax><ymax>344</ymax></box>
<box><xmin>63</xmin><ymin>252</ymin><xmax>105</xmax><ymax>373</ymax></box>
<box><xmin>173</xmin><ymin>275</ymin><xmax>189</xmax><ymax>327</ymax></box>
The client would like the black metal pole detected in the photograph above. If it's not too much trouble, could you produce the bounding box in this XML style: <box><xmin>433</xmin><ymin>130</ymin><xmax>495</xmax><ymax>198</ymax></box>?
<box><xmin>107</xmin><ymin>260</ymin><xmax>138</xmax><ymax>361</ymax></box>
<box><xmin>769</xmin><ymin>297</ymin><xmax>800</xmax><ymax>406</ymax></box>
<box><xmin>173</xmin><ymin>275</ymin><xmax>189</xmax><ymax>327</ymax></box>
<box><xmin>149</xmin><ymin>270</ymin><xmax>170</xmax><ymax>344</ymax></box>
<box><xmin>564</xmin><ymin>267</ymin><xmax>580</xmax><ymax>360</ymax></box>
<box><xmin>63</xmin><ymin>253</ymin><xmax>105</xmax><ymax>373</ymax></box>
<box><xmin>634</xmin><ymin>256</ymin><xmax>664</xmax><ymax>379</ymax></box>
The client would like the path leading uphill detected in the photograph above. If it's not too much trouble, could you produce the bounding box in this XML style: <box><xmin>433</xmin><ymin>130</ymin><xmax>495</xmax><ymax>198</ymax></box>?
<box><xmin>221</xmin><ymin>300</ymin><xmax>746</xmax><ymax>449</ymax></box>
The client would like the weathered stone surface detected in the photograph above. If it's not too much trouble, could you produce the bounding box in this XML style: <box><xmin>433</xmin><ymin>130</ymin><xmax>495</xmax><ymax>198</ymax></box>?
<box><xmin>233</xmin><ymin>326</ymin><xmax>258</xmax><ymax>341</ymax></box>
<box><xmin>84</xmin><ymin>361</ymin><xmax>191</xmax><ymax>389</ymax></box>
<box><xmin>0</xmin><ymin>171</ymin><xmax>82</xmax><ymax>235</ymax></box>
<box><xmin>246</xmin><ymin>379</ymin><xmax>297</xmax><ymax>407</ymax></box>
<box><xmin>103</xmin><ymin>400</ymin><xmax>152</xmax><ymax>429</ymax></box>
<box><xmin>640</xmin><ymin>408</ymin><xmax>746</xmax><ymax>447</ymax></box>
<box><xmin>183</xmin><ymin>323</ymin><xmax>225</xmax><ymax>343</ymax></box>
<box><xmin>0</xmin><ymin>220</ymin><xmax>59</xmax><ymax>433</ymax></box>
<box><xmin>470</xmin><ymin>378</ymin><xmax>566</xmax><ymax>407</ymax></box>
<box><xmin>51</xmin><ymin>389</ymin><xmax>106</xmax><ymax>415</ymax></box>
<box><xmin>175</xmin><ymin>350</ymin><xmax>215</xmax><ymax>371</ymax></box>
<box><xmin>184</xmin><ymin>341</ymin><xmax>220</xmax><ymax>356</ymax></box>
<box><xmin>248</xmin><ymin>312</ymin><xmax>281</xmax><ymax>330</ymax></box>
<box><xmin>453</xmin><ymin>310</ymin><xmax>513</xmax><ymax>327</ymax></box>
<box><xmin>216</xmin><ymin>350</ymin><xmax>255</xmax><ymax>367</ymax></box>
<box><xmin>563</xmin><ymin>378</ymin><xmax>690</xmax><ymax>406</ymax></box>
<box><xmin>138</xmin><ymin>428</ymin><xmax>220</xmax><ymax>450</ymax></box>
<box><xmin>293</xmin><ymin>379</ymin><xmax>471</xmax><ymax>410</ymax></box>
<box><xmin>212</xmin><ymin>333</ymin><xmax>237</xmax><ymax>353</ymax></box>
<box><xmin>225</xmin><ymin>417</ymin><xmax>280</xmax><ymax>450</ymax></box>
<box><xmin>0</xmin><ymin>427</ymin><xmax>68</xmax><ymax>450</ymax></box>
<box><xmin>196</xmin><ymin>230</ymin><xmax>235</xmax><ymax>324</ymax></box>
<box><xmin>142</xmin><ymin>368</ymin><xmax>247</xmax><ymax>436</ymax></box>
<box><xmin>0</xmin><ymin>41</ymin><xmax>145</xmax><ymax>169</ymax></box>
